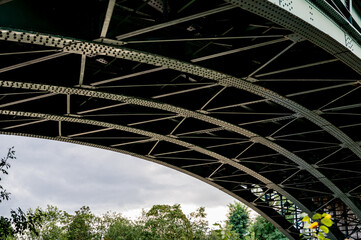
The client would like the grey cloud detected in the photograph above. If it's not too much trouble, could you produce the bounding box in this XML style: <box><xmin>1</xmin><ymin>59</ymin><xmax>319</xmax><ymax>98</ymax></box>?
<box><xmin>0</xmin><ymin>135</ymin><xmax>236</xmax><ymax>221</ymax></box>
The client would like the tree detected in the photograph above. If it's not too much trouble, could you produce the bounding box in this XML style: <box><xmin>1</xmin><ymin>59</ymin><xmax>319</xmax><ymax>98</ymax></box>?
<box><xmin>0</xmin><ymin>215</ymin><xmax>14</xmax><ymax>239</ymax></box>
<box><xmin>210</xmin><ymin>223</ymin><xmax>240</xmax><ymax>240</ymax></box>
<box><xmin>24</xmin><ymin>205</ymin><xmax>69</xmax><ymax>240</ymax></box>
<box><xmin>250</xmin><ymin>216</ymin><xmax>287</xmax><ymax>240</ymax></box>
<box><xmin>105</xmin><ymin>204</ymin><xmax>207</xmax><ymax>240</ymax></box>
<box><xmin>0</xmin><ymin>147</ymin><xmax>43</xmax><ymax>239</ymax></box>
<box><xmin>67</xmin><ymin>206</ymin><xmax>98</xmax><ymax>240</ymax></box>
<box><xmin>227</xmin><ymin>202</ymin><xmax>250</xmax><ymax>239</ymax></box>
<box><xmin>189</xmin><ymin>207</ymin><xmax>209</xmax><ymax>240</ymax></box>
<box><xmin>103</xmin><ymin>214</ymin><xmax>146</xmax><ymax>240</ymax></box>
<box><xmin>24</xmin><ymin>205</ymin><xmax>108</xmax><ymax>240</ymax></box>
<box><xmin>0</xmin><ymin>147</ymin><xmax>15</xmax><ymax>203</ymax></box>
<box><xmin>142</xmin><ymin>204</ymin><xmax>194</xmax><ymax>239</ymax></box>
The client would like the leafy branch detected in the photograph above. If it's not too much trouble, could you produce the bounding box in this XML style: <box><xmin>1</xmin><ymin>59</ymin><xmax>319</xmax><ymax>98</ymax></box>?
<box><xmin>0</xmin><ymin>147</ymin><xmax>44</xmax><ymax>239</ymax></box>
<box><xmin>301</xmin><ymin>213</ymin><xmax>334</xmax><ymax>240</ymax></box>
<box><xmin>0</xmin><ymin>147</ymin><xmax>15</xmax><ymax>203</ymax></box>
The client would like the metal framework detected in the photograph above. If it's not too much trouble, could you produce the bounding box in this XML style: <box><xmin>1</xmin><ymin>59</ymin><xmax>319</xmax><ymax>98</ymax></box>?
<box><xmin>1</xmin><ymin>0</ymin><xmax>361</xmax><ymax>239</ymax></box>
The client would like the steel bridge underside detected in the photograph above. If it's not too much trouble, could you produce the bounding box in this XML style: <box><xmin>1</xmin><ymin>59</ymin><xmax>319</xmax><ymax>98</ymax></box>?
<box><xmin>1</xmin><ymin>0</ymin><xmax>361</xmax><ymax>239</ymax></box>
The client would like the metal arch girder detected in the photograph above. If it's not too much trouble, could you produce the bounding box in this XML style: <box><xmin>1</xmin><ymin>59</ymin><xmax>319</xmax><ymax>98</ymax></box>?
<box><xmin>222</xmin><ymin>0</ymin><xmax>361</xmax><ymax>72</ymax></box>
<box><xmin>223</xmin><ymin>0</ymin><xmax>361</xmax><ymax>216</ymax></box>
<box><xmin>0</xmin><ymin>30</ymin><xmax>361</xmax><ymax>230</ymax></box>
<box><xmin>0</xmin><ymin>131</ymin><xmax>298</xmax><ymax>240</ymax></box>
<box><xmin>0</xmin><ymin>81</ymin><xmax>345</xmax><ymax>239</ymax></box>
<box><xmin>0</xmin><ymin>0</ymin><xmax>359</xmax><ymax>235</ymax></box>
<box><xmin>0</xmin><ymin>27</ymin><xmax>360</xmax><ymax>225</ymax></box>
<box><xmin>0</xmin><ymin>28</ymin><xmax>288</xmax><ymax>80</ymax></box>
<box><xmin>2</xmin><ymin>27</ymin><xmax>359</xmax><ymax>158</ymax></box>
<box><xmin>0</xmin><ymin>81</ymin><xmax>343</xmax><ymax>183</ymax></box>
<box><xmin>0</xmin><ymin>107</ymin><xmax>310</xmax><ymax>211</ymax></box>
<box><xmin>217</xmin><ymin>0</ymin><xmax>361</xmax><ymax>157</ymax></box>
<box><xmin>0</xmin><ymin>80</ymin><xmax>350</xmax><ymax>200</ymax></box>
<box><xmin>0</xmin><ymin>110</ymin><xmax>303</xmax><ymax>239</ymax></box>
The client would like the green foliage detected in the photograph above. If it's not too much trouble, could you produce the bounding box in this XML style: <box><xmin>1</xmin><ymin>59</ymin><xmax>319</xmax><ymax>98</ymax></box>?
<box><xmin>227</xmin><ymin>202</ymin><xmax>250</xmax><ymax>239</ymax></box>
<box><xmin>189</xmin><ymin>207</ymin><xmax>209</xmax><ymax>240</ymax></box>
<box><xmin>3</xmin><ymin>202</ymin><xmax>305</xmax><ymax>240</ymax></box>
<box><xmin>67</xmin><ymin>206</ymin><xmax>98</xmax><ymax>240</ymax></box>
<box><xmin>103</xmin><ymin>216</ymin><xmax>146</xmax><ymax>240</ymax></box>
<box><xmin>211</xmin><ymin>223</ymin><xmax>240</xmax><ymax>240</ymax></box>
<box><xmin>249</xmin><ymin>216</ymin><xmax>288</xmax><ymax>240</ymax></box>
<box><xmin>0</xmin><ymin>207</ymin><xmax>43</xmax><ymax>238</ymax></box>
<box><xmin>301</xmin><ymin>212</ymin><xmax>334</xmax><ymax>240</ymax></box>
<box><xmin>0</xmin><ymin>147</ymin><xmax>44</xmax><ymax>239</ymax></box>
<box><xmin>19</xmin><ymin>204</ymin><xmax>230</xmax><ymax>240</ymax></box>
<box><xmin>312</xmin><ymin>213</ymin><xmax>322</xmax><ymax>220</ymax></box>
<box><xmin>0</xmin><ymin>147</ymin><xmax>15</xmax><ymax>203</ymax></box>
<box><xmin>0</xmin><ymin>215</ymin><xmax>14</xmax><ymax>239</ymax></box>
<box><xmin>10</xmin><ymin>208</ymin><xmax>43</xmax><ymax>237</ymax></box>
<box><xmin>142</xmin><ymin>204</ymin><xmax>193</xmax><ymax>239</ymax></box>
<box><xmin>225</xmin><ymin>202</ymin><xmax>288</xmax><ymax>240</ymax></box>
<box><xmin>29</xmin><ymin>205</ymin><xmax>69</xmax><ymax>240</ymax></box>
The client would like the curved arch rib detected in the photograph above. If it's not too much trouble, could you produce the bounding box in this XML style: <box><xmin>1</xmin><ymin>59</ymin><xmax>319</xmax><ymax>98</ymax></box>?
<box><xmin>1</xmin><ymin>28</ymin><xmax>359</xmax><ymax>168</ymax></box>
<box><xmin>0</xmin><ymin>110</ymin><xmax>309</xmax><ymax>238</ymax></box>
<box><xmin>0</xmin><ymin>130</ymin><xmax>299</xmax><ymax>239</ymax></box>
<box><xmin>0</xmin><ymin>80</ymin><xmax>353</xmax><ymax>231</ymax></box>
<box><xmin>0</xmin><ymin>0</ymin><xmax>360</xmax><ymax>235</ymax></box>
<box><xmin>0</xmin><ymin>109</ymin><xmax>309</xmax><ymax>212</ymax></box>
<box><xmin>1</xmin><ymin>27</ymin><xmax>360</xmax><ymax>227</ymax></box>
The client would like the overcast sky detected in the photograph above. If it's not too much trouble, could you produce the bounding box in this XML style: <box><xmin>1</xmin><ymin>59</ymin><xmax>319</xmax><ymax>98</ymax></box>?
<box><xmin>0</xmin><ymin>134</ymin><xmax>245</xmax><ymax>225</ymax></box>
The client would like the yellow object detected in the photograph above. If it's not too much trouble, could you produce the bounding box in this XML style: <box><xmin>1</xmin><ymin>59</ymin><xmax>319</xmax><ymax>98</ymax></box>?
<box><xmin>309</xmin><ymin>222</ymin><xmax>319</xmax><ymax>229</ymax></box>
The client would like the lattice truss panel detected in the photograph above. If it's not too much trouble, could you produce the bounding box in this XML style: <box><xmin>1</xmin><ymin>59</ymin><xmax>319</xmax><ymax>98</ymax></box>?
<box><xmin>1</xmin><ymin>0</ymin><xmax>361</xmax><ymax>239</ymax></box>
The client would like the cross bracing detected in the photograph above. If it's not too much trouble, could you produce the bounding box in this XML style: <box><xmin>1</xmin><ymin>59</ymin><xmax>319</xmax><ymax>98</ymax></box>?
<box><xmin>1</xmin><ymin>0</ymin><xmax>361</xmax><ymax>239</ymax></box>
